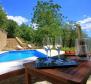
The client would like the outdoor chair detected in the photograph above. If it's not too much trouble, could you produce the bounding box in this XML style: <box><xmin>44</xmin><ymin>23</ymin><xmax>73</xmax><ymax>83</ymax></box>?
<box><xmin>16</xmin><ymin>37</ymin><xmax>32</xmax><ymax>49</ymax></box>
<box><xmin>27</xmin><ymin>44</ymin><xmax>32</xmax><ymax>49</ymax></box>
<box><xmin>16</xmin><ymin>45</ymin><xmax>24</xmax><ymax>50</ymax></box>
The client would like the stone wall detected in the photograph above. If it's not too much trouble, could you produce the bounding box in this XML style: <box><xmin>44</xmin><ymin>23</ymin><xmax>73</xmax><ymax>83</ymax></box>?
<box><xmin>0</xmin><ymin>29</ymin><xmax>7</xmax><ymax>51</ymax></box>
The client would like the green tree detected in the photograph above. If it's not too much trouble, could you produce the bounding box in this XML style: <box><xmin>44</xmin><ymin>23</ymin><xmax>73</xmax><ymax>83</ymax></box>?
<box><xmin>18</xmin><ymin>24</ymin><xmax>34</xmax><ymax>42</ymax></box>
<box><xmin>6</xmin><ymin>20</ymin><xmax>18</xmax><ymax>38</ymax></box>
<box><xmin>61</xmin><ymin>21</ymin><xmax>77</xmax><ymax>47</ymax></box>
<box><xmin>0</xmin><ymin>5</ymin><xmax>7</xmax><ymax>29</ymax></box>
<box><xmin>32</xmin><ymin>0</ymin><xmax>63</xmax><ymax>46</ymax></box>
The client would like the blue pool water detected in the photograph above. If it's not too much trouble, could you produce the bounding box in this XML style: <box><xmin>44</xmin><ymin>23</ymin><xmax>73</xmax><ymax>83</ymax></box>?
<box><xmin>0</xmin><ymin>50</ymin><xmax>46</xmax><ymax>62</ymax></box>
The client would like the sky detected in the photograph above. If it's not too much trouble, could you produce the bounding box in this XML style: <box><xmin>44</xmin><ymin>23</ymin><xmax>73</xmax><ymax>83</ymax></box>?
<box><xmin>0</xmin><ymin>0</ymin><xmax>91</xmax><ymax>37</ymax></box>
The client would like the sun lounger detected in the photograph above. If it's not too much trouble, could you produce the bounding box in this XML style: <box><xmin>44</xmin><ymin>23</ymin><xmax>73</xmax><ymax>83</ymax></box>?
<box><xmin>27</xmin><ymin>44</ymin><xmax>32</xmax><ymax>49</ymax></box>
<box><xmin>16</xmin><ymin>45</ymin><xmax>24</xmax><ymax>50</ymax></box>
<box><xmin>16</xmin><ymin>37</ymin><xmax>32</xmax><ymax>49</ymax></box>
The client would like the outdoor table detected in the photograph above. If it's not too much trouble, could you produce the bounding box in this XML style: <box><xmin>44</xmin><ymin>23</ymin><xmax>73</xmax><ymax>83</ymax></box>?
<box><xmin>24</xmin><ymin>58</ymin><xmax>91</xmax><ymax>84</ymax></box>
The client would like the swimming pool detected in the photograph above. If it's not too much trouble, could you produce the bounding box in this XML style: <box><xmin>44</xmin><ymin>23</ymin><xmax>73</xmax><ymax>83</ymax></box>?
<box><xmin>0</xmin><ymin>50</ymin><xmax>46</xmax><ymax>62</ymax></box>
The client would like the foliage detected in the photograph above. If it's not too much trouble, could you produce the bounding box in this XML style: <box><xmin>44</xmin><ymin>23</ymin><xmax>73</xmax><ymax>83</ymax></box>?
<box><xmin>61</xmin><ymin>21</ymin><xmax>77</xmax><ymax>47</ymax></box>
<box><xmin>32</xmin><ymin>0</ymin><xmax>62</xmax><ymax>27</ymax></box>
<box><xmin>16</xmin><ymin>24</ymin><xmax>34</xmax><ymax>42</ymax></box>
<box><xmin>5</xmin><ymin>20</ymin><xmax>18</xmax><ymax>37</ymax></box>
<box><xmin>0</xmin><ymin>5</ymin><xmax>7</xmax><ymax>29</ymax></box>
<box><xmin>32</xmin><ymin>0</ymin><xmax>63</xmax><ymax>46</ymax></box>
<box><xmin>62</xmin><ymin>47</ymin><xmax>75</xmax><ymax>51</ymax></box>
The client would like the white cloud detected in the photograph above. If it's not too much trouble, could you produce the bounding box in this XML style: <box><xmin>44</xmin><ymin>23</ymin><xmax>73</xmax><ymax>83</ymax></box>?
<box><xmin>77</xmin><ymin>17</ymin><xmax>91</xmax><ymax>37</ymax></box>
<box><xmin>7</xmin><ymin>15</ymin><xmax>28</xmax><ymax>25</ymax></box>
<box><xmin>77</xmin><ymin>17</ymin><xmax>91</xmax><ymax>30</ymax></box>
<box><xmin>31</xmin><ymin>23</ymin><xmax>38</xmax><ymax>29</ymax></box>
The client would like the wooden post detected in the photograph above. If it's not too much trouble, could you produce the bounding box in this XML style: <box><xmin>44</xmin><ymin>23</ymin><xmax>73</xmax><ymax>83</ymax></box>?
<box><xmin>25</xmin><ymin>68</ymin><xmax>32</xmax><ymax>84</ymax></box>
